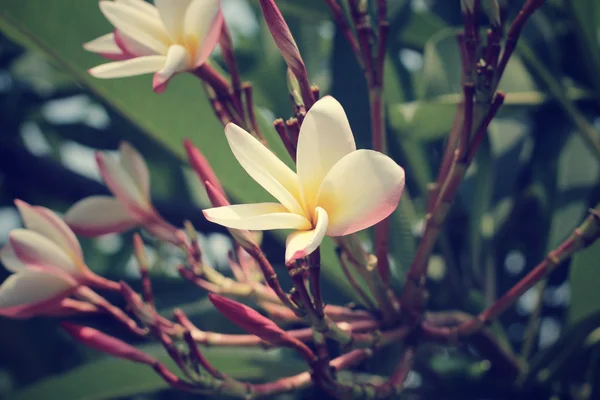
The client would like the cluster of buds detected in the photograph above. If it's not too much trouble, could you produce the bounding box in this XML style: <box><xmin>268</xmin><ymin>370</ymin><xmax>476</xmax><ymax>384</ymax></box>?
<box><xmin>3</xmin><ymin>1</ymin><xmax>599</xmax><ymax>399</ymax></box>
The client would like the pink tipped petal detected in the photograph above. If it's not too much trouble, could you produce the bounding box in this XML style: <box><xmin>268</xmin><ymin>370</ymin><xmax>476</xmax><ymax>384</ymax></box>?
<box><xmin>155</xmin><ymin>0</ymin><xmax>193</xmax><ymax>42</ymax></box>
<box><xmin>316</xmin><ymin>150</ymin><xmax>405</xmax><ymax>236</ymax></box>
<box><xmin>119</xmin><ymin>142</ymin><xmax>150</xmax><ymax>199</ymax></box>
<box><xmin>183</xmin><ymin>0</ymin><xmax>222</xmax><ymax>63</ymax></box>
<box><xmin>224</xmin><ymin>123</ymin><xmax>304</xmax><ymax>215</ymax></box>
<box><xmin>285</xmin><ymin>207</ymin><xmax>328</xmax><ymax>263</ymax></box>
<box><xmin>99</xmin><ymin>1</ymin><xmax>169</xmax><ymax>54</ymax></box>
<box><xmin>203</xmin><ymin>203</ymin><xmax>311</xmax><ymax>231</ymax></box>
<box><xmin>0</xmin><ymin>270</ymin><xmax>77</xmax><ymax>318</ymax></box>
<box><xmin>184</xmin><ymin>139</ymin><xmax>226</xmax><ymax>198</ymax></box>
<box><xmin>83</xmin><ymin>33</ymin><xmax>128</xmax><ymax>60</ymax></box>
<box><xmin>9</xmin><ymin>229</ymin><xmax>79</xmax><ymax>275</ymax></box>
<box><xmin>296</xmin><ymin>96</ymin><xmax>356</xmax><ymax>211</ymax></box>
<box><xmin>152</xmin><ymin>44</ymin><xmax>191</xmax><ymax>93</ymax></box>
<box><xmin>96</xmin><ymin>152</ymin><xmax>151</xmax><ymax>212</ymax></box>
<box><xmin>192</xmin><ymin>10</ymin><xmax>223</xmax><ymax>67</ymax></box>
<box><xmin>88</xmin><ymin>56</ymin><xmax>167</xmax><ymax>79</ymax></box>
<box><xmin>116</xmin><ymin>0</ymin><xmax>160</xmax><ymax>18</ymax></box>
<box><xmin>0</xmin><ymin>244</ymin><xmax>26</xmax><ymax>273</ymax></box>
<box><xmin>65</xmin><ymin>196</ymin><xmax>140</xmax><ymax>237</ymax></box>
<box><xmin>15</xmin><ymin>200</ymin><xmax>83</xmax><ymax>260</ymax></box>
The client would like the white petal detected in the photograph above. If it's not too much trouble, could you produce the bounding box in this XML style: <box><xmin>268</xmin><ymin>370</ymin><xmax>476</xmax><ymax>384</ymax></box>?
<box><xmin>0</xmin><ymin>244</ymin><xmax>26</xmax><ymax>273</ymax></box>
<box><xmin>224</xmin><ymin>124</ymin><xmax>305</xmax><ymax>215</ymax></box>
<box><xmin>115</xmin><ymin>30</ymin><xmax>157</xmax><ymax>57</ymax></box>
<box><xmin>65</xmin><ymin>196</ymin><xmax>140</xmax><ymax>237</ymax></box>
<box><xmin>96</xmin><ymin>152</ymin><xmax>151</xmax><ymax>212</ymax></box>
<box><xmin>316</xmin><ymin>150</ymin><xmax>405</xmax><ymax>236</ymax></box>
<box><xmin>155</xmin><ymin>0</ymin><xmax>193</xmax><ymax>42</ymax></box>
<box><xmin>119</xmin><ymin>142</ymin><xmax>150</xmax><ymax>199</ymax></box>
<box><xmin>15</xmin><ymin>200</ymin><xmax>83</xmax><ymax>260</ymax></box>
<box><xmin>285</xmin><ymin>207</ymin><xmax>328</xmax><ymax>263</ymax></box>
<box><xmin>83</xmin><ymin>32</ymin><xmax>122</xmax><ymax>56</ymax></box>
<box><xmin>116</xmin><ymin>0</ymin><xmax>160</xmax><ymax>18</ymax></box>
<box><xmin>296</xmin><ymin>96</ymin><xmax>356</xmax><ymax>213</ymax></box>
<box><xmin>152</xmin><ymin>44</ymin><xmax>192</xmax><ymax>92</ymax></box>
<box><xmin>89</xmin><ymin>56</ymin><xmax>167</xmax><ymax>79</ymax></box>
<box><xmin>204</xmin><ymin>203</ymin><xmax>311</xmax><ymax>231</ymax></box>
<box><xmin>9</xmin><ymin>229</ymin><xmax>79</xmax><ymax>275</ymax></box>
<box><xmin>183</xmin><ymin>0</ymin><xmax>223</xmax><ymax>65</ymax></box>
<box><xmin>99</xmin><ymin>1</ymin><xmax>170</xmax><ymax>55</ymax></box>
<box><xmin>0</xmin><ymin>270</ymin><xmax>75</xmax><ymax>311</ymax></box>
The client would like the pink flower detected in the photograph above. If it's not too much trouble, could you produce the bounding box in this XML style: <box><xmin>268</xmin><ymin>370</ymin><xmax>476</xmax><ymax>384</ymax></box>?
<box><xmin>65</xmin><ymin>142</ymin><xmax>177</xmax><ymax>243</ymax></box>
<box><xmin>0</xmin><ymin>201</ymin><xmax>102</xmax><ymax>318</ymax></box>
<box><xmin>85</xmin><ymin>0</ymin><xmax>223</xmax><ymax>93</ymax></box>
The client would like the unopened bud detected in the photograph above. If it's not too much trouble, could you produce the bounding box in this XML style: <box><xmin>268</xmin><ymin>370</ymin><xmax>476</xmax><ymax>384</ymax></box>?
<box><xmin>132</xmin><ymin>233</ymin><xmax>149</xmax><ymax>271</ymax></box>
<box><xmin>120</xmin><ymin>282</ymin><xmax>156</xmax><ymax>326</ymax></box>
<box><xmin>208</xmin><ymin>294</ymin><xmax>295</xmax><ymax>345</ymax></box>
<box><xmin>62</xmin><ymin>322</ymin><xmax>157</xmax><ymax>365</ymax></box>
<box><xmin>184</xmin><ymin>139</ymin><xmax>226</xmax><ymax>199</ymax></box>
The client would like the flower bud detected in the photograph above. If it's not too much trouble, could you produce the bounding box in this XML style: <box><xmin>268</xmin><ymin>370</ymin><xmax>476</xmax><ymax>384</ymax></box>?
<box><xmin>62</xmin><ymin>322</ymin><xmax>157</xmax><ymax>365</ymax></box>
<box><xmin>208</xmin><ymin>294</ymin><xmax>296</xmax><ymax>345</ymax></box>
<box><xmin>482</xmin><ymin>0</ymin><xmax>501</xmax><ymax>28</ymax></box>
<box><xmin>461</xmin><ymin>0</ymin><xmax>475</xmax><ymax>14</ymax></box>
<box><xmin>286</xmin><ymin>68</ymin><xmax>303</xmax><ymax>107</ymax></box>
<box><xmin>183</xmin><ymin>139</ymin><xmax>226</xmax><ymax>198</ymax></box>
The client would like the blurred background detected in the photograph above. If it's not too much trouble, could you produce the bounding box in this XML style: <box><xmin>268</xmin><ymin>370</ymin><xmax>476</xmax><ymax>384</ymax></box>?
<box><xmin>1</xmin><ymin>0</ymin><xmax>599</xmax><ymax>399</ymax></box>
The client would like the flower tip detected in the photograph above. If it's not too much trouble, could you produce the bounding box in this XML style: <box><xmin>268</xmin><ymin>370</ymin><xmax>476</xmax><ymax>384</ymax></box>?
<box><xmin>152</xmin><ymin>73</ymin><xmax>169</xmax><ymax>94</ymax></box>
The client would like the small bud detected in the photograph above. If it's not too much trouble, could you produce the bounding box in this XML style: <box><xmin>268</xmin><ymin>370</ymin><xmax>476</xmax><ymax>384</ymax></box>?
<box><xmin>120</xmin><ymin>282</ymin><xmax>156</xmax><ymax>326</ymax></box>
<box><xmin>132</xmin><ymin>234</ymin><xmax>149</xmax><ymax>271</ymax></box>
<box><xmin>184</xmin><ymin>139</ymin><xmax>226</xmax><ymax>199</ymax></box>
<box><xmin>208</xmin><ymin>294</ymin><xmax>296</xmax><ymax>345</ymax></box>
<box><xmin>62</xmin><ymin>322</ymin><xmax>157</xmax><ymax>365</ymax></box>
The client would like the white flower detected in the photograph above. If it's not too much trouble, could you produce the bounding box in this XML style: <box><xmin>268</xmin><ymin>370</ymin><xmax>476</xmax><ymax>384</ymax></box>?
<box><xmin>0</xmin><ymin>201</ymin><xmax>90</xmax><ymax>318</ymax></box>
<box><xmin>84</xmin><ymin>0</ymin><xmax>223</xmax><ymax>92</ymax></box>
<box><xmin>203</xmin><ymin>96</ymin><xmax>405</xmax><ymax>263</ymax></box>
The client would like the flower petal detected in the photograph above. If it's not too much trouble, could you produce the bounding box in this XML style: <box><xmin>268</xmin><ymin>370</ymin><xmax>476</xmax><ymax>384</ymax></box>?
<box><xmin>15</xmin><ymin>200</ymin><xmax>83</xmax><ymax>260</ymax></box>
<box><xmin>316</xmin><ymin>150</ymin><xmax>405</xmax><ymax>236</ymax></box>
<box><xmin>152</xmin><ymin>44</ymin><xmax>192</xmax><ymax>93</ymax></box>
<box><xmin>65</xmin><ymin>196</ymin><xmax>140</xmax><ymax>237</ymax></box>
<box><xmin>0</xmin><ymin>244</ymin><xmax>26</xmax><ymax>273</ymax></box>
<box><xmin>119</xmin><ymin>142</ymin><xmax>150</xmax><ymax>199</ymax></box>
<box><xmin>99</xmin><ymin>0</ymin><xmax>169</xmax><ymax>55</ymax></box>
<box><xmin>114</xmin><ymin>29</ymin><xmax>154</xmax><ymax>57</ymax></box>
<box><xmin>204</xmin><ymin>203</ymin><xmax>311</xmax><ymax>231</ymax></box>
<box><xmin>96</xmin><ymin>152</ymin><xmax>151</xmax><ymax>214</ymax></box>
<box><xmin>285</xmin><ymin>207</ymin><xmax>328</xmax><ymax>263</ymax></box>
<box><xmin>155</xmin><ymin>0</ymin><xmax>192</xmax><ymax>42</ymax></box>
<box><xmin>83</xmin><ymin>32</ymin><xmax>128</xmax><ymax>60</ymax></box>
<box><xmin>116</xmin><ymin>0</ymin><xmax>160</xmax><ymax>18</ymax></box>
<box><xmin>89</xmin><ymin>56</ymin><xmax>167</xmax><ymax>79</ymax></box>
<box><xmin>0</xmin><ymin>270</ymin><xmax>76</xmax><ymax>318</ymax></box>
<box><xmin>296</xmin><ymin>96</ymin><xmax>356</xmax><ymax>213</ymax></box>
<box><xmin>9</xmin><ymin>229</ymin><xmax>79</xmax><ymax>275</ymax></box>
<box><xmin>224</xmin><ymin>123</ymin><xmax>304</xmax><ymax>215</ymax></box>
<box><xmin>183</xmin><ymin>0</ymin><xmax>223</xmax><ymax>65</ymax></box>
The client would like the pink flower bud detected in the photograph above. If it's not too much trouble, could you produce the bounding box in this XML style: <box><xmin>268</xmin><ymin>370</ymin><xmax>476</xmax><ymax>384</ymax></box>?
<box><xmin>184</xmin><ymin>139</ymin><xmax>226</xmax><ymax>199</ymax></box>
<box><xmin>62</xmin><ymin>322</ymin><xmax>157</xmax><ymax>365</ymax></box>
<box><xmin>208</xmin><ymin>294</ymin><xmax>295</xmax><ymax>345</ymax></box>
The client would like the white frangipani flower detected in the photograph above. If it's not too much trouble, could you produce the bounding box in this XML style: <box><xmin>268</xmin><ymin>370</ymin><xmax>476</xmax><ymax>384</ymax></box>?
<box><xmin>85</xmin><ymin>0</ymin><xmax>223</xmax><ymax>93</ymax></box>
<box><xmin>203</xmin><ymin>96</ymin><xmax>406</xmax><ymax>264</ymax></box>
<box><xmin>0</xmin><ymin>201</ymin><xmax>99</xmax><ymax>318</ymax></box>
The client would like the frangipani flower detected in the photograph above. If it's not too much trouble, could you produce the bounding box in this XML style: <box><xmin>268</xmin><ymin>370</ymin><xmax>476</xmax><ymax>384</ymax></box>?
<box><xmin>65</xmin><ymin>142</ymin><xmax>176</xmax><ymax>242</ymax></box>
<box><xmin>0</xmin><ymin>201</ymin><xmax>98</xmax><ymax>318</ymax></box>
<box><xmin>85</xmin><ymin>0</ymin><xmax>223</xmax><ymax>93</ymax></box>
<box><xmin>203</xmin><ymin>96</ymin><xmax>405</xmax><ymax>263</ymax></box>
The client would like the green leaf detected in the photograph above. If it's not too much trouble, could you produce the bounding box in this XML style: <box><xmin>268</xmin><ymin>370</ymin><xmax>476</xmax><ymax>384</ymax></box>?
<box><xmin>11</xmin><ymin>346</ymin><xmax>306</xmax><ymax>400</ymax></box>
<box><xmin>568</xmin><ymin>243</ymin><xmax>600</xmax><ymax>326</ymax></box>
<box><xmin>0</xmin><ymin>1</ymin><xmax>358</xmax><ymax>301</ymax></box>
<box><xmin>396</xmin><ymin>9</ymin><xmax>447</xmax><ymax>50</ymax></box>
